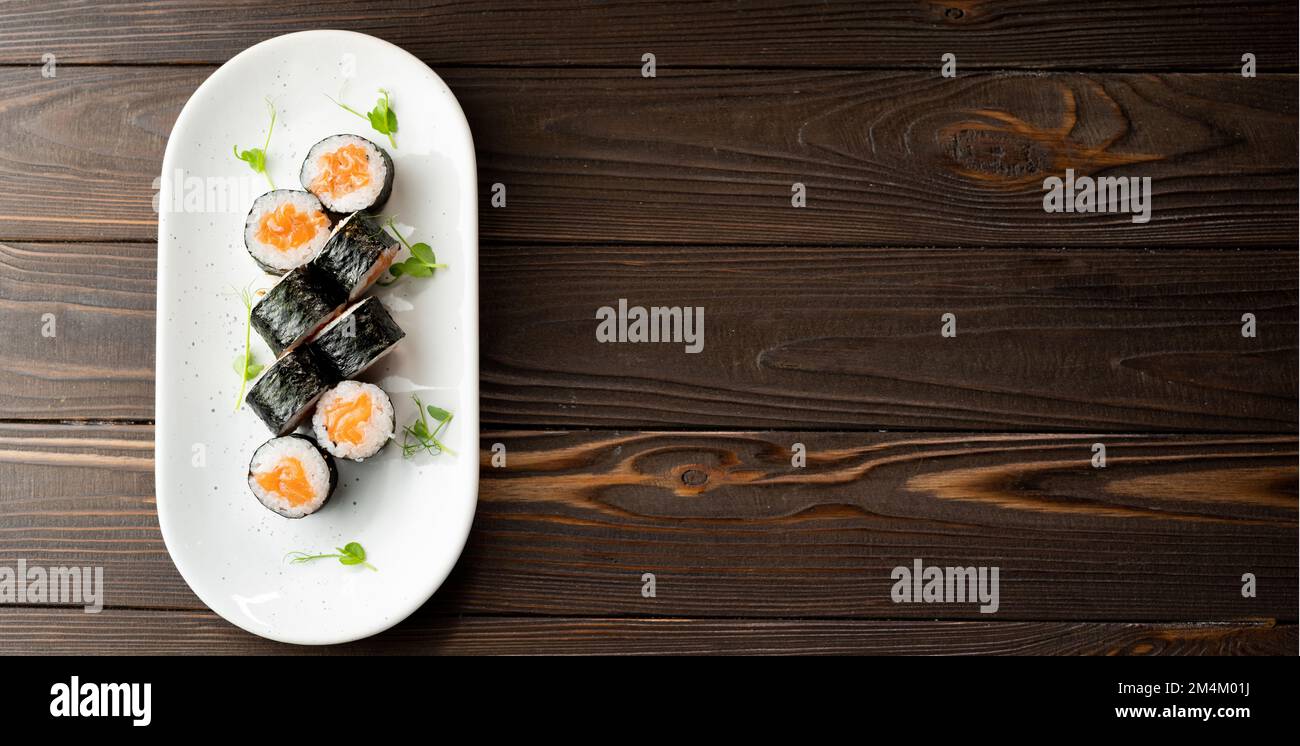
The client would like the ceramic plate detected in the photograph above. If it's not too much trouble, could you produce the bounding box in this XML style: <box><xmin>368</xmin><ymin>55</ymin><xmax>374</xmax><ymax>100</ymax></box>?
<box><xmin>155</xmin><ymin>30</ymin><xmax>478</xmax><ymax>644</ymax></box>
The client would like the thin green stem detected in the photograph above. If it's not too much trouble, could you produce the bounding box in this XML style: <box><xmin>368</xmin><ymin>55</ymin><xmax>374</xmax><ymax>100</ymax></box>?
<box><xmin>326</xmin><ymin>93</ymin><xmax>366</xmax><ymax>120</ymax></box>
<box><xmin>261</xmin><ymin>98</ymin><xmax>275</xmax><ymax>153</ymax></box>
<box><xmin>233</xmin><ymin>285</ymin><xmax>257</xmax><ymax>411</ymax></box>
<box><xmin>288</xmin><ymin>552</ymin><xmax>338</xmax><ymax>563</ymax></box>
<box><xmin>262</xmin><ymin>102</ymin><xmax>277</xmax><ymax>188</ymax></box>
<box><xmin>386</xmin><ymin>217</ymin><xmax>413</xmax><ymax>250</ymax></box>
<box><xmin>380</xmin><ymin>89</ymin><xmax>397</xmax><ymax>148</ymax></box>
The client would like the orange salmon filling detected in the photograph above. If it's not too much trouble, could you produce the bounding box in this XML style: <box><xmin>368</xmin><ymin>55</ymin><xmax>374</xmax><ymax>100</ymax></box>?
<box><xmin>310</xmin><ymin>143</ymin><xmax>372</xmax><ymax>199</ymax></box>
<box><xmin>322</xmin><ymin>393</ymin><xmax>372</xmax><ymax>446</ymax></box>
<box><xmin>254</xmin><ymin>457</ymin><xmax>315</xmax><ymax>505</ymax></box>
<box><xmin>255</xmin><ymin>203</ymin><xmax>328</xmax><ymax>251</ymax></box>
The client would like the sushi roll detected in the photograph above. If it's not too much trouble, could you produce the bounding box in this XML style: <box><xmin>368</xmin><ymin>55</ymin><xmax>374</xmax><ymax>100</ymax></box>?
<box><xmin>312</xmin><ymin>381</ymin><xmax>395</xmax><ymax>461</ymax></box>
<box><xmin>245</xmin><ymin>345</ymin><xmax>338</xmax><ymax>435</ymax></box>
<box><xmin>243</xmin><ymin>190</ymin><xmax>332</xmax><ymax>274</ymax></box>
<box><xmin>309</xmin><ymin>212</ymin><xmax>400</xmax><ymax>300</ymax></box>
<box><xmin>250</xmin><ymin>264</ymin><xmax>349</xmax><ymax>357</ymax></box>
<box><xmin>300</xmin><ymin>134</ymin><xmax>394</xmax><ymax>214</ymax></box>
<box><xmin>310</xmin><ymin>296</ymin><xmax>406</xmax><ymax>379</ymax></box>
<box><xmin>247</xmin><ymin>434</ymin><xmax>337</xmax><ymax>518</ymax></box>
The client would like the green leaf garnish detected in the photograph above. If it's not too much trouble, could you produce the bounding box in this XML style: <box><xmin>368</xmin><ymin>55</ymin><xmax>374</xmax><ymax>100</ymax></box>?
<box><xmin>377</xmin><ymin>219</ymin><xmax>446</xmax><ymax>286</ymax></box>
<box><xmin>231</xmin><ymin>354</ymin><xmax>264</xmax><ymax>380</ymax></box>
<box><xmin>233</xmin><ymin>97</ymin><xmax>276</xmax><ymax>189</ymax></box>
<box><xmin>338</xmin><ymin>542</ymin><xmax>369</xmax><ymax>566</ymax></box>
<box><xmin>401</xmin><ymin>395</ymin><xmax>456</xmax><ymax>458</ymax></box>
<box><xmin>227</xmin><ymin>283</ymin><xmax>264</xmax><ymax>411</ymax></box>
<box><xmin>327</xmin><ymin>88</ymin><xmax>397</xmax><ymax>148</ymax></box>
<box><xmin>409</xmin><ymin>242</ymin><xmax>436</xmax><ymax>265</ymax></box>
<box><xmin>397</xmin><ymin>260</ymin><xmax>434</xmax><ymax>278</ymax></box>
<box><xmin>286</xmin><ymin>541</ymin><xmax>377</xmax><ymax>571</ymax></box>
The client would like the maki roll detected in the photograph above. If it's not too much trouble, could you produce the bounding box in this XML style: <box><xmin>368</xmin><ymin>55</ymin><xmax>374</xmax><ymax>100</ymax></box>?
<box><xmin>310</xmin><ymin>296</ymin><xmax>406</xmax><ymax>379</ymax></box>
<box><xmin>310</xmin><ymin>212</ymin><xmax>400</xmax><ymax>300</ymax></box>
<box><xmin>250</xmin><ymin>264</ymin><xmax>349</xmax><ymax>357</ymax></box>
<box><xmin>243</xmin><ymin>190</ymin><xmax>332</xmax><ymax>274</ymax></box>
<box><xmin>247</xmin><ymin>434</ymin><xmax>337</xmax><ymax>518</ymax></box>
<box><xmin>312</xmin><ymin>381</ymin><xmax>395</xmax><ymax>461</ymax></box>
<box><xmin>300</xmin><ymin>134</ymin><xmax>394</xmax><ymax>214</ymax></box>
<box><xmin>245</xmin><ymin>345</ymin><xmax>338</xmax><ymax>435</ymax></box>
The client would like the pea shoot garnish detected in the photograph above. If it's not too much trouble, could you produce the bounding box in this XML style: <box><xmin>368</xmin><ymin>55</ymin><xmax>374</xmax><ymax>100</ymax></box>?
<box><xmin>228</xmin><ymin>283</ymin><xmax>264</xmax><ymax>410</ymax></box>
<box><xmin>379</xmin><ymin>218</ymin><xmax>446</xmax><ymax>286</ymax></box>
<box><xmin>233</xmin><ymin>97</ymin><xmax>276</xmax><ymax>189</ymax></box>
<box><xmin>402</xmin><ymin>395</ymin><xmax>456</xmax><ymax>458</ymax></box>
<box><xmin>327</xmin><ymin>88</ymin><xmax>397</xmax><ymax>148</ymax></box>
<box><xmin>286</xmin><ymin>541</ymin><xmax>376</xmax><ymax>572</ymax></box>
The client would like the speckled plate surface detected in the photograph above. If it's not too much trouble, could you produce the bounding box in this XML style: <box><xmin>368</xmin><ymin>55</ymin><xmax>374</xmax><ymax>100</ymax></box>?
<box><xmin>155</xmin><ymin>30</ymin><xmax>478</xmax><ymax>644</ymax></box>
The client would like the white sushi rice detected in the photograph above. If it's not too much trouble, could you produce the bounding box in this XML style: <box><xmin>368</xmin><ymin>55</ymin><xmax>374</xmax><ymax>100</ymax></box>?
<box><xmin>301</xmin><ymin>135</ymin><xmax>389</xmax><ymax>213</ymax></box>
<box><xmin>312</xmin><ymin>381</ymin><xmax>395</xmax><ymax>461</ymax></box>
<box><xmin>244</xmin><ymin>190</ymin><xmax>332</xmax><ymax>272</ymax></box>
<box><xmin>247</xmin><ymin>436</ymin><xmax>333</xmax><ymax>518</ymax></box>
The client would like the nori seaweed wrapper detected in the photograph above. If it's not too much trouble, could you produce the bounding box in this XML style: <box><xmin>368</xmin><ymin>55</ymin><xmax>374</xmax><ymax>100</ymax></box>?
<box><xmin>310</xmin><ymin>212</ymin><xmax>399</xmax><ymax>298</ymax></box>
<box><xmin>310</xmin><ymin>296</ymin><xmax>406</xmax><ymax>380</ymax></box>
<box><xmin>245</xmin><ymin>345</ymin><xmax>339</xmax><ymax>435</ymax></box>
<box><xmin>251</xmin><ymin>264</ymin><xmax>349</xmax><ymax>357</ymax></box>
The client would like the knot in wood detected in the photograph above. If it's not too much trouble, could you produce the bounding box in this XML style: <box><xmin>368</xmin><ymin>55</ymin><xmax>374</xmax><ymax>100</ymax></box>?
<box><xmin>681</xmin><ymin>468</ymin><xmax>709</xmax><ymax>487</ymax></box>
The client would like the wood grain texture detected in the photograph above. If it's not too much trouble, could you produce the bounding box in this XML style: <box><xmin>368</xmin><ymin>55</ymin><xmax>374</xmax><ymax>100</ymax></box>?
<box><xmin>1</xmin><ymin>423</ymin><xmax>1293</xmax><ymax>619</ymax></box>
<box><xmin>0</xmin><ymin>3</ymin><xmax>1295</xmax><ymax>656</ymax></box>
<box><xmin>4</xmin><ymin>242</ymin><xmax>1294</xmax><ymax>431</ymax></box>
<box><xmin>0</xmin><ymin>608</ymin><xmax>1292</xmax><ymax>655</ymax></box>
<box><xmin>481</xmin><ymin>246</ymin><xmax>1298</xmax><ymax>431</ymax></box>
<box><xmin>0</xmin><ymin>67</ymin><xmax>1294</xmax><ymax>245</ymax></box>
<box><xmin>0</xmin><ymin>0</ymin><xmax>1294</xmax><ymax>70</ymax></box>
<box><xmin>0</xmin><ymin>242</ymin><xmax>155</xmax><ymax>419</ymax></box>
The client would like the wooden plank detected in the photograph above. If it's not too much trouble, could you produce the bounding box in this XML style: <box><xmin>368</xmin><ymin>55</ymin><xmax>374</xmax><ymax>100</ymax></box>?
<box><xmin>0</xmin><ymin>608</ymin><xmax>1291</xmax><ymax>655</ymax></box>
<box><xmin>4</xmin><ymin>242</ymin><xmax>1294</xmax><ymax>431</ymax></box>
<box><xmin>0</xmin><ymin>242</ymin><xmax>155</xmax><ymax>420</ymax></box>
<box><xmin>480</xmin><ymin>246</ymin><xmax>1298</xmax><ymax>431</ymax></box>
<box><xmin>0</xmin><ymin>1</ymin><xmax>1294</xmax><ymax>70</ymax></box>
<box><xmin>1</xmin><ymin>423</ymin><xmax>1294</xmax><ymax>619</ymax></box>
<box><xmin>0</xmin><ymin>67</ymin><xmax>1294</xmax><ymax>245</ymax></box>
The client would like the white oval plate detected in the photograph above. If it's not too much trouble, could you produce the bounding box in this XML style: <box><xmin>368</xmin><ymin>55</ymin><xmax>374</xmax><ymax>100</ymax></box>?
<box><xmin>156</xmin><ymin>31</ymin><xmax>478</xmax><ymax>645</ymax></box>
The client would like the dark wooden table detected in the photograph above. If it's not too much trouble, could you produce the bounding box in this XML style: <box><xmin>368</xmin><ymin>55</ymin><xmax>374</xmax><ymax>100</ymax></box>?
<box><xmin>0</xmin><ymin>1</ymin><xmax>1295</xmax><ymax>654</ymax></box>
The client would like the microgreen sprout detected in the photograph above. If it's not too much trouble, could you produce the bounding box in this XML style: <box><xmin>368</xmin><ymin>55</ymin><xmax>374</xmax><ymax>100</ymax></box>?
<box><xmin>402</xmin><ymin>395</ymin><xmax>456</xmax><ymax>458</ymax></box>
<box><xmin>286</xmin><ymin>541</ymin><xmax>376</xmax><ymax>571</ymax></box>
<box><xmin>378</xmin><ymin>218</ymin><xmax>446</xmax><ymax>286</ymax></box>
<box><xmin>233</xmin><ymin>97</ymin><xmax>276</xmax><ymax>189</ymax></box>
<box><xmin>327</xmin><ymin>88</ymin><xmax>397</xmax><ymax>148</ymax></box>
<box><xmin>227</xmin><ymin>283</ymin><xmax>264</xmax><ymax>410</ymax></box>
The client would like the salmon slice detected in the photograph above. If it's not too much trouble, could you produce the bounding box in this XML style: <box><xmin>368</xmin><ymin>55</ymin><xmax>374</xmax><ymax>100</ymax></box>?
<box><xmin>256</xmin><ymin>202</ymin><xmax>329</xmax><ymax>251</ymax></box>
<box><xmin>254</xmin><ymin>456</ymin><xmax>315</xmax><ymax>505</ymax></box>
<box><xmin>310</xmin><ymin>143</ymin><xmax>372</xmax><ymax>199</ymax></box>
<box><xmin>321</xmin><ymin>392</ymin><xmax>372</xmax><ymax>446</ymax></box>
